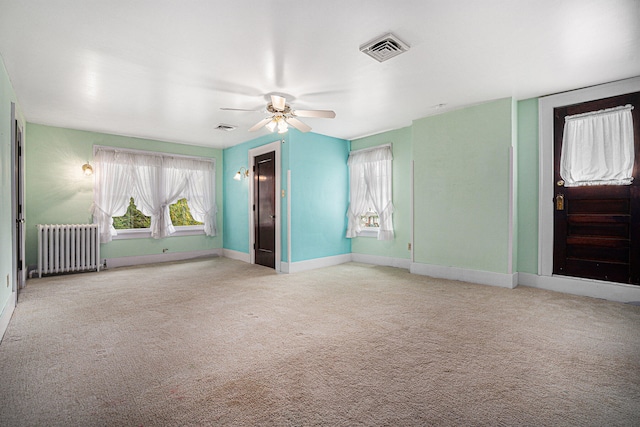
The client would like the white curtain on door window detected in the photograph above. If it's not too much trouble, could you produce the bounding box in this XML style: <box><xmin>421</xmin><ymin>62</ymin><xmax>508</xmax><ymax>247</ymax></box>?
<box><xmin>184</xmin><ymin>159</ymin><xmax>217</xmax><ymax>236</ymax></box>
<box><xmin>346</xmin><ymin>145</ymin><xmax>394</xmax><ymax>240</ymax></box>
<box><xmin>560</xmin><ymin>104</ymin><xmax>635</xmax><ymax>187</ymax></box>
<box><xmin>91</xmin><ymin>149</ymin><xmax>134</xmax><ymax>243</ymax></box>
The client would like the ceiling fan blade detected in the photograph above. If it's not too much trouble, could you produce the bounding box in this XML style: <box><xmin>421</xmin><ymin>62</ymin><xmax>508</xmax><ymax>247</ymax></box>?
<box><xmin>271</xmin><ymin>95</ymin><xmax>286</xmax><ymax>111</ymax></box>
<box><xmin>285</xmin><ymin>116</ymin><xmax>312</xmax><ymax>133</ymax></box>
<box><xmin>248</xmin><ymin>117</ymin><xmax>273</xmax><ymax>132</ymax></box>
<box><xmin>220</xmin><ymin>107</ymin><xmax>261</xmax><ymax>112</ymax></box>
<box><xmin>292</xmin><ymin>109</ymin><xmax>336</xmax><ymax>119</ymax></box>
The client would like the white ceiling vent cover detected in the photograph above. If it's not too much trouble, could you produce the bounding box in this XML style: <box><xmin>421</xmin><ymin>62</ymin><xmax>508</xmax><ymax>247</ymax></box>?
<box><xmin>360</xmin><ymin>33</ymin><xmax>410</xmax><ymax>62</ymax></box>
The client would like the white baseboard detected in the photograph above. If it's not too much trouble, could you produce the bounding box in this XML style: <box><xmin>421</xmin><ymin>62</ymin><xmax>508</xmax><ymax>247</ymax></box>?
<box><xmin>351</xmin><ymin>253</ymin><xmax>411</xmax><ymax>270</ymax></box>
<box><xmin>222</xmin><ymin>249</ymin><xmax>251</xmax><ymax>263</ymax></box>
<box><xmin>105</xmin><ymin>249</ymin><xmax>221</xmax><ymax>269</ymax></box>
<box><xmin>410</xmin><ymin>262</ymin><xmax>517</xmax><ymax>289</ymax></box>
<box><xmin>519</xmin><ymin>272</ymin><xmax>640</xmax><ymax>304</ymax></box>
<box><xmin>285</xmin><ymin>253</ymin><xmax>352</xmax><ymax>274</ymax></box>
<box><xmin>0</xmin><ymin>291</ymin><xmax>16</xmax><ymax>343</ymax></box>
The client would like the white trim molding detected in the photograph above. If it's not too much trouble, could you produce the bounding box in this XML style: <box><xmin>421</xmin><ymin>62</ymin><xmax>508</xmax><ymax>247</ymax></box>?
<box><xmin>223</xmin><ymin>249</ymin><xmax>251</xmax><ymax>263</ymax></box>
<box><xmin>351</xmin><ymin>253</ymin><xmax>411</xmax><ymax>269</ymax></box>
<box><xmin>519</xmin><ymin>273</ymin><xmax>640</xmax><ymax>304</ymax></box>
<box><xmin>105</xmin><ymin>249</ymin><xmax>221</xmax><ymax>269</ymax></box>
<box><xmin>410</xmin><ymin>262</ymin><xmax>517</xmax><ymax>289</ymax></box>
<box><xmin>0</xmin><ymin>291</ymin><xmax>16</xmax><ymax>343</ymax></box>
<box><xmin>282</xmin><ymin>254</ymin><xmax>352</xmax><ymax>274</ymax></box>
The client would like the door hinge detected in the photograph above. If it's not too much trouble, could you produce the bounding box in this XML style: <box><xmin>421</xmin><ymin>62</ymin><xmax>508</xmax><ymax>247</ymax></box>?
<box><xmin>253</xmin><ymin>243</ymin><xmax>256</xmax><ymax>249</ymax></box>
<box><xmin>253</xmin><ymin>204</ymin><xmax>255</xmax><ymax>211</ymax></box>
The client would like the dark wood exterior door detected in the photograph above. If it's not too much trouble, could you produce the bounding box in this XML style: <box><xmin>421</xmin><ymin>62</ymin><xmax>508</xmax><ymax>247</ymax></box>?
<box><xmin>253</xmin><ymin>151</ymin><xmax>276</xmax><ymax>268</ymax></box>
<box><xmin>553</xmin><ymin>91</ymin><xmax>640</xmax><ymax>285</ymax></box>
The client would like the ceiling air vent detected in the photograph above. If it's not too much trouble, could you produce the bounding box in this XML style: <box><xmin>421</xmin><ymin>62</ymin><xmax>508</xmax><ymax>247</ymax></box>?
<box><xmin>360</xmin><ymin>33</ymin><xmax>410</xmax><ymax>62</ymax></box>
<box><xmin>215</xmin><ymin>124</ymin><xmax>237</xmax><ymax>132</ymax></box>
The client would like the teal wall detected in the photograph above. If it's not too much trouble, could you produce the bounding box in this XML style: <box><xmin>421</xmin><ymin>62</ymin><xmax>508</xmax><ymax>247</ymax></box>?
<box><xmin>223</xmin><ymin>133</ymin><xmax>290</xmax><ymax>258</ymax></box>
<box><xmin>289</xmin><ymin>131</ymin><xmax>350</xmax><ymax>262</ymax></box>
<box><xmin>223</xmin><ymin>130</ymin><xmax>350</xmax><ymax>264</ymax></box>
<box><xmin>0</xmin><ymin>56</ymin><xmax>24</xmax><ymax>318</ymax></box>
<box><xmin>350</xmin><ymin>126</ymin><xmax>413</xmax><ymax>260</ymax></box>
<box><xmin>412</xmin><ymin>98</ymin><xmax>514</xmax><ymax>274</ymax></box>
<box><xmin>516</xmin><ymin>98</ymin><xmax>539</xmax><ymax>274</ymax></box>
<box><xmin>24</xmin><ymin>124</ymin><xmax>223</xmax><ymax>266</ymax></box>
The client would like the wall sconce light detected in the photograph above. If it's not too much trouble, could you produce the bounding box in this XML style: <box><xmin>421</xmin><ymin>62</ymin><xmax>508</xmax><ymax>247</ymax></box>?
<box><xmin>233</xmin><ymin>167</ymin><xmax>249</xmax><ymax>181</ymax></box>
<box><xmin>82</xmin><ymin>162</ymin><xmax>94</xmax><ymax>176</ymax></box>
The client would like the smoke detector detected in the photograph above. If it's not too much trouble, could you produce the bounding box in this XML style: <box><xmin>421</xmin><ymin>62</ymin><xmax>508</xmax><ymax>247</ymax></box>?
<box><xmin>360</xmin><ymin>33</ymin><xmax>410</xmax><ymax>62</ymax></box>
<box><xmin>214</xmin><ymin>124</ymin><xmax>237</xmax><ymax>132</ymax></box>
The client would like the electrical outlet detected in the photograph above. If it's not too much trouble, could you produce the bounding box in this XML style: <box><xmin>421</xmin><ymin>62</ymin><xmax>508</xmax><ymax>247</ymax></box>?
<box><xmin>163</xmin><ymin>248</ymin><xmax>169</xmax><ymax>253</ymax></box>
<box><xmin>408</xmin><ymin>243</ymin><xmax>412</xmax><ymax>251</ymax></box>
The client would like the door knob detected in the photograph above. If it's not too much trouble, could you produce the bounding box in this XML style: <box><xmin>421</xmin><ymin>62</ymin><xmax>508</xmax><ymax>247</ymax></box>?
<box><xmin>557</xmin><ymin>180</ymin><xmax>565</xmax><ymax>186</ymax></box>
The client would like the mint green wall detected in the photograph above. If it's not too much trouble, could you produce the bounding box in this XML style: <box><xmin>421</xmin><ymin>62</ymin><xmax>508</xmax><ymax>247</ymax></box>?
<box><xmin>350</xmin><ymin>126</ymin><xmax>412</xmax><ymax>260</ymax></box>
<box><xmin>0</xmin><ymin>56</ymin><xmax>24</xmax><ymax>316</ymax></box>
<box><xmin>412</xmin><ymin>98</ymin><xmax>514</xmax><ymax>274</ymax></box>
<box><xmin>24</xmin><ymin>124</ymin><xmax>223</xmax><ymax>267</ymax></box>
<box><xmin>516</xmin><ymin>98</ymin><xmax>539</xmax><ymax>274</ymax></box>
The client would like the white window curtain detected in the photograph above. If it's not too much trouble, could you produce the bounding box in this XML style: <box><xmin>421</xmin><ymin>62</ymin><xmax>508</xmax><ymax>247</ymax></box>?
<box><xmin>91</xmin><ymin>147</ymin><xmax>216</xmax><ymax>242</ymax></box>
<box><xmin>560</xmin><ymin>104</ymin><xmax>635</xmax><ymax>187</ymax></box>
<box><xmin>91</xmin><ymin>150</ymin><xmax>135</xmax><ymax>243</ymax></box>
<box><xmin>184</xmin><ymin>159</ymin><xmax>217</xmax><ymax>236</ymax></box>
<box><xmin>346</xmin><ymin>145</ymin><xmax>394</xmax><ymax>240</ymax></box>
<box><xmin>131</xmin><ymin>154</ymin><xmax>192</xmax><ymax>239</ymax></box>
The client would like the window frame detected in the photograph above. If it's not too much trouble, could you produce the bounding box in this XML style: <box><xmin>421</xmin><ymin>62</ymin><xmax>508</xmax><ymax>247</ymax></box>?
<box><xmin>93</xmin><ymin>145</ymin><xmax>215</xmax><ymax>241</ymax></box>
<box><xmin>347</xmin><ymin>143</ymin><xmax>394</xmax><ymax>239</ymax></box>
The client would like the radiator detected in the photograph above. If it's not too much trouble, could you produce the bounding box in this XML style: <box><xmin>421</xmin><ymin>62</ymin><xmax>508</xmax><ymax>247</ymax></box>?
<box><xmin>37</xmin><ymin>224</ymin><xmax>101</xmax><ymax>278</ymax></box>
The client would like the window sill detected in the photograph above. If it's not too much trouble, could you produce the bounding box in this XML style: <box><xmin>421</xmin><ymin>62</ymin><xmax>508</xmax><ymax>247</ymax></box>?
<box><xmin>112</xmin><ymin>225</ymin><xmax>204</xmax><ymax>240</ymax></box>
<box><xmin>357</xmin><ymin>228</ymin><xmax>379</xmax><ymax>238</ymax></box>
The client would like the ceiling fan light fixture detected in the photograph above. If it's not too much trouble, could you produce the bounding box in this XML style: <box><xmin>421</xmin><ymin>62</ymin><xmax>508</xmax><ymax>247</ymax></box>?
<box><xmin>277</xmin><ymin>118</ymin><xmax>288</xmax><ymax>134</ymax></box>
<box><xmin>224</xmin><ymin>95</ymin><xmax>334</xmax><ymax>133</ymax></box>
<box><xmin>265</xmin><ymin>118</ymin><xmax>278</xmax><ymax>132</ymax></box>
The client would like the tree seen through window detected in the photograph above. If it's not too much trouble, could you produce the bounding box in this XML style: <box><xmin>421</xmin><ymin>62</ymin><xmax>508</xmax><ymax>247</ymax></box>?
<box><xmin>112</xmin><ymin>197</ymin><xmax>202</xmax><ymax>229</ymax></box>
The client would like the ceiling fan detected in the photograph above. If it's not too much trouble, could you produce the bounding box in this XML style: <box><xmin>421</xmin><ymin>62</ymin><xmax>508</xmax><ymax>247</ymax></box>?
<box><xmin>221</xmin><ymin>94</ymin><xmax>335</xmax><ymax>133</ymax></box>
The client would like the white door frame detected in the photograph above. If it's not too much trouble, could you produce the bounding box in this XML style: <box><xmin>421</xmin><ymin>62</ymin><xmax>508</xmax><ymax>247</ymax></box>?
<box><xmin>248</xmin><ymin>140</ymin><xmax>282</xmax><ymax>272</ymax></box>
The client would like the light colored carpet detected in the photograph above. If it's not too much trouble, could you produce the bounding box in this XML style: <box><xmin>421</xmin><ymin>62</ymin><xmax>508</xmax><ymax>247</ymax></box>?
<box><xmin>1</xmin><ymin>257</ymin><xmax>639</xmax><ymax>426</ymax></box>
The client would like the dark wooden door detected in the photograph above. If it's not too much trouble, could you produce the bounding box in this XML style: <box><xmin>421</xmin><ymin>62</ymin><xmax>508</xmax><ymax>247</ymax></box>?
<box><xmin>254</xmin><ymin>151</ymin><xmax>276</xmax><ymax>268</ymax></box>
<box><xmin>553</xmin><ymin>91</ymin><xmax>640</xmax><ymax>285</ymax></box>
<box><xmin>14</xmin><ymin>117</ymin><xmax>25</xmax><ymax>299</ymax></box>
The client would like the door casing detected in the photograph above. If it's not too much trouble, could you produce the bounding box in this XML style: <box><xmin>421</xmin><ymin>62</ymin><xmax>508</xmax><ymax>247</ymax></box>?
<box><xmin>10</xmin><ymin>102</ymin><xmax>26</xmax><ymax>298</ymax></box>
<box><xmin>539</xmin><ymin>77</ymin><xmax>640</xmax><ymax>278</ymax></box>
<box><xmin>248</xmin><ymin>140</ymin><xmax>281</xmax><ymax>271</ymax></box>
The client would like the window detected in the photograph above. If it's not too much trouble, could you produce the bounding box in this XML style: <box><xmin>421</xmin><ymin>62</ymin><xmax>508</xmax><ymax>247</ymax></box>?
<box><xmin>91</xmin><ymin>146</ymin><xmax>216</xmax><ymax>243</ymax></box>
<box><xmin>560</xmin><ymin>104</ymin><xmax>634</xmax><ymax>187</ymax></box>
<box><xmin>346</xmin><ymin>144</ymin><xmax>394</xmax><ymax>240</ymax></box>
<box><xmin>113</xmin><ymin>197</ymin><xmax>203</xmax><ymax>230</ymax></box>
<box><xmin>113</xmin><ymin>198</ymin><xmax>151</xmax><ymax>229</ymax></box>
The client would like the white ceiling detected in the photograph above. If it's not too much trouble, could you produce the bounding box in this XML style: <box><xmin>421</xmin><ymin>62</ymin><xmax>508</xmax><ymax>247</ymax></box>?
<box><xmin>1</xmin><ymin>0</ymin><xmax>639</xmax><ymax>149</ymax></box>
